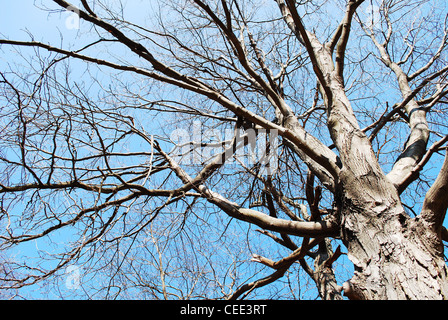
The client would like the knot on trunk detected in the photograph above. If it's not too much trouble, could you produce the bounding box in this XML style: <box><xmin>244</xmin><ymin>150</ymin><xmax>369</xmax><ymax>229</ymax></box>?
<box><xmin>342</xmin><ymin>281</ymin><xmax>366</xmax><ymax>300</ymax></box>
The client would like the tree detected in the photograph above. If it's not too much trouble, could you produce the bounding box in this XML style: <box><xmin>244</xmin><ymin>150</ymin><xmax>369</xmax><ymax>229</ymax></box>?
<box><xmin>0</xmin><ymin>0</ymin><xmax>448</xmax><ymax>300</ymax></box>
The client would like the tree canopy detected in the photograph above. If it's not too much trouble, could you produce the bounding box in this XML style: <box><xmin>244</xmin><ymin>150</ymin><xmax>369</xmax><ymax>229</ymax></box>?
<box><xmin>0</xmin><ymin>0</ymin><xmax>448</xmax><ymax>299</ymax></box>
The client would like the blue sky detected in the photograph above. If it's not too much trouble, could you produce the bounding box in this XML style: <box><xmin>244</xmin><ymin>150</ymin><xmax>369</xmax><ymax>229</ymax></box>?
<box><xmin>2</xmin><ymin>1</ymin><xmax>73</xmax><ymax>41</ymax></box>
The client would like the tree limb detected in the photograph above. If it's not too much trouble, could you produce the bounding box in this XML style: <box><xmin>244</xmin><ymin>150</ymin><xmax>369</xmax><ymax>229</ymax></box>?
<box><xmin>155</xmin><ymin>138</ymin><xmax>339</xmax><ymax>237</ymax></box>
<box><xmin>333</xmin><ymin>0</ymin><xmax>365</xmax><ymax>82</ymax></box>
<box><xmin>421</xmin><ymin>148</ymin><xmax>448</xmax><ymax>238</ymax></box>
<box><xmin>228</xmin><ymin>237</ymin><xmax>322</xmax><ymax>299</ymax></box>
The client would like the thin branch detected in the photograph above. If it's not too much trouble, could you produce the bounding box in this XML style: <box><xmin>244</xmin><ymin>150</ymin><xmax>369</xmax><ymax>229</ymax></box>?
<box><xmin>228</xmin><ymin>237</ymin><xmax>322</xmax><ymax>300</ymax></box>
<box><xmin>155</xmin><ymin>138</ymin><xmax>338</xmax><ymax>237</ymax></box>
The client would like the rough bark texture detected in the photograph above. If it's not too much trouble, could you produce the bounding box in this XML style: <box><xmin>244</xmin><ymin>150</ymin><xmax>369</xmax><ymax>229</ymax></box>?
<box><xmin>312</xmin><ymin>239</ymin><xmax>344</xmax><ymax>300</ymax></box>
<box><xmin>341</xmin><ymin>203</ymin><xmax>448</xmax><ymax>299</ymax></box>
<box><xmin>333</xmin><ymin>126</ymin><xmax>448</xmax><ymax>299</ymax></box>
<box><xmin>279</xmin><ymin>0</ymin><xmax>448</xmax><ymax>298</ymax></box>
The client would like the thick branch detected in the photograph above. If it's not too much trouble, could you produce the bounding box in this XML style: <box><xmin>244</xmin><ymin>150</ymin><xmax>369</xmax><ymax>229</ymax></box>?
<box><xmin>421</xmin><ymin>149</ymin><xmax>448</xmax><ymax>237</ymax></box>
<box><xmin>228</xmin><ymin>237</ymin><xmax>322</xmax><ymax>300</ymax></box>
<box><xmin>276</xmin><ymin>0</ymin><xmax>332</xmax><ymax>101</ymax></box>
<box><xmin>333</xmin><ymin>0</ymin><xmax>365</xmax><ymax>82</ymax></box>
<box><xmin>0</xmin><ymin>38</ymin><xmax>340</xmax><ymax>179</ymax></box>
<box><xmin>396</xmin><ymin>135</ymin><xmax>448</xmax><ymax>194</ymax></box>
<box><xmin>365</xmin><ymin>31</ymin><xmax>431</xmax><ymax>190</ymax></box>
<box><xmin>156</xmin><ymin>140</ymin><xmax>339</xmax><ymax>238</ymax></box>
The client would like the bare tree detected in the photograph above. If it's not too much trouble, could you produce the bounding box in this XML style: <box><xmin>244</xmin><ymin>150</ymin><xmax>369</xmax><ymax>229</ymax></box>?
<box><xmin>0</xmin><ymin>0</ymin><xmax>448</xmax><ymax>299</ymax></box>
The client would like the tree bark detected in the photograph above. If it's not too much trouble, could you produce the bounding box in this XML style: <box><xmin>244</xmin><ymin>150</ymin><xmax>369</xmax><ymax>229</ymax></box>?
<box><xmin>275</xmin><ymin>0</ymin><xmax>448</xmax><ymax>299</ymax></box>
<box><xmin>340</xmin><ymin>199</ymin><xmax>448</xmax><ymax>299</ymax></box>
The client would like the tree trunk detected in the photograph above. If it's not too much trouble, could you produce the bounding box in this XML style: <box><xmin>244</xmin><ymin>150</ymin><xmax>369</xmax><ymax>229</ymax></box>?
<box><xmin>300</xmin><ymin>21</ymin><xmax>448</xmax><ymax>299</ymax></box>
<box><xmin>340</xmin><ymin>190</ymin><xmax>448</xmax><ymax>300</ymax></box>
<box><xmin>332</xmin><ymin>116</ymin><xmax>448</xmax><ymax>299</ymax></box>
<box><xmin>312</xmin><ymin>239</ymin><xmax>344</xmax><ymax>300</ymax></box>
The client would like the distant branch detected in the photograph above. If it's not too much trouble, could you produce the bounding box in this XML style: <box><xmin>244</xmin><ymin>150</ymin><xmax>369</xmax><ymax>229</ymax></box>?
<box><xmin>228</xmin><ymin>237</ymin><xmax>322</xmax><ymax>300</ymax></box>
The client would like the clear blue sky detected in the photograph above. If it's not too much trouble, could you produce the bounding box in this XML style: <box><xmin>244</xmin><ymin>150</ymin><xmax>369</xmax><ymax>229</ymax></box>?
<box><xmin>2</xmin><ymin>1</ymin><xmax>71</xmax><ymax>41</ymax></box>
